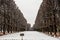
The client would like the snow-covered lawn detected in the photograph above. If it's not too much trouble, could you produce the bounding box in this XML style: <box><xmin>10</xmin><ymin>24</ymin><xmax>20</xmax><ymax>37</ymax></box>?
<box><xmin>0</xmin><ymin>31</ymin><xmax>59</xmax><ymax>40</ymax></box>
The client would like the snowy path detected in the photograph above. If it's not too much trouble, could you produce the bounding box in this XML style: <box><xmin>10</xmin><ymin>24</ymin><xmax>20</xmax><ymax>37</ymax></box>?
<box><xmin>0</xmin><ymin>31</ymin><xmax>59</xmax><ymax>40</ymax></box>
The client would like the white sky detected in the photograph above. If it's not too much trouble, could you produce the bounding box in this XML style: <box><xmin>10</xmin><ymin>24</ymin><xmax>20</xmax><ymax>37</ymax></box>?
<box><xmin>14</xmin><ymin>0</ymin><xmax>42</xmax><ymax>27</ymax></box>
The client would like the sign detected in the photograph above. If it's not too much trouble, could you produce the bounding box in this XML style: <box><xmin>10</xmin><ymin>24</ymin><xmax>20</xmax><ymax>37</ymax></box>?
<box><xmin>20</xmin><ymin>33</ymin><xmax>24</xmax><ymax>36</ymax></box>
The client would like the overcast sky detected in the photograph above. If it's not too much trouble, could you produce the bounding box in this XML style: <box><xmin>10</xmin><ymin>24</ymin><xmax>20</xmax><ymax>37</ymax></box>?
<box><xmin>14</xmin><ymin>0</ymin><xmax>42</xmax><ymax>27</ymax></box>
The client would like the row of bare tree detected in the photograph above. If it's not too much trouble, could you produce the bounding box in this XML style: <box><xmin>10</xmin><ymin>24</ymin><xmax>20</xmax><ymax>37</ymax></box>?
<box><xmin>0</xmin><ymin>0</ymin><xmax>27</xmax><ymax>34</ymax></box>
<box><xmin>33</xmin><ymin>0</ymin><xmax>60</xmax><ymax>36</ymax></box>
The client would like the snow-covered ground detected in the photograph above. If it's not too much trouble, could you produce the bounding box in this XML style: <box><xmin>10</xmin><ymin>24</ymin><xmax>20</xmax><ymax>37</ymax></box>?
<box><xmin>0</xmin><ymin>31</ymin><xmax>59</xmax><ymax>40</ymax></box>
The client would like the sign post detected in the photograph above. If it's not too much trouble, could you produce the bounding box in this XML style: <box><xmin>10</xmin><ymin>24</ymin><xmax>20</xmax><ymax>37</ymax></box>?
<box><xmin>20</xmin><ymin>33</ymin><xmax>24</xmax><ymax>40</ymax></box>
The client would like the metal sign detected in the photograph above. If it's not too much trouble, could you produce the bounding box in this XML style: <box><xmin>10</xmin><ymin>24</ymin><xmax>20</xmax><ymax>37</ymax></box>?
<box><xmin>20</xmin><ymin>33</ymin><xmax>24</xmax><ymax>40</ymax></box>
<box><xmin>20</xmin><ymin>33</ymin><xmax>24</xmax><ymax>36</ymax></box>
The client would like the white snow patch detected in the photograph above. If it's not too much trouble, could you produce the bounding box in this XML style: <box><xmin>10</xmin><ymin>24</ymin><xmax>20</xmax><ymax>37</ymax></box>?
<box><xmin>0</xmin><ymin>31</ymin><xmax>59</xmax><ymax>40</ymax></box>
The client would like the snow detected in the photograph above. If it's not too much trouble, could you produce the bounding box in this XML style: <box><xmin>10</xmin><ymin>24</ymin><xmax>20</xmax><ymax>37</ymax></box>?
<box><xmin>0</xmin><ymin>31</ymin><xmax>59</xmax><ymax>40</ymax></box>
